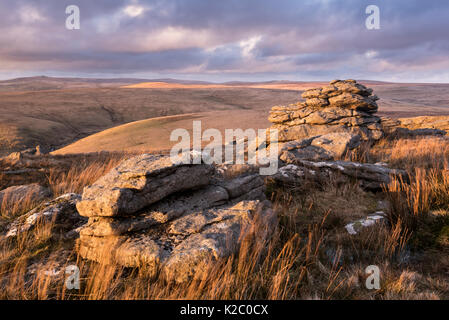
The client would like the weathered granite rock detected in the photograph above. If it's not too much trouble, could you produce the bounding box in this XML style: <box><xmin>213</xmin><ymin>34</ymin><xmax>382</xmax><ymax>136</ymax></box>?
<box><xmin>398</xmin><ymin>116</ymin><xmax>449</xmax><ymax>132</ymax></box>
<box><xmin>80</xmin><ymin>185</ymin><xmax>231</xmax><ymax>237</ymax></box>
<box><xmin>381</xmin><ymin>116</ymin><xmax>448</xmax><ymax>137</ymax></box>
<box><xmin>278</xmin><ymin>132</ymin><xmax>361</xmax><ymax>163</ymax></box>
<box><xmin>164</xmin><ymin>200</ymin><xmax>274</xmax><ymax>282</ymax></box>
<box><xmin>327</xmin><ymin>92</ymin><xmax>378</xmax><ymax>113</ymax></box>
<box><xmin>274</xmin><ymin>123</ymin><xmax>382</xmax><ymax>143</ymax></box>
<box><xmin>269</xmin><ymin>80</ymin><xmax>383</xmax><ymax>143</ymax></box>
<box><xmin>302</xmin><ymin>81</ymin><xmax>371</xmax><ymax>99</ymax></box>
<box><xmin>76</xmin><ymin>155</ymin><xmax>276</xmax><ymax>282</ymax></box>
<box><xmin>78</xmin><ymin>200</ymin><xmax>275</xmax><ymax>282</ymax></box>
<box><xmin>379</xmin><ymin>116</ymin><xmax>401</xmax><ymax>134</ymax></box>
<box><xmin>76</xmin><ymin>154</ymin><xmax>214</xmax><ymax>217</ymax></box>
<box><xmin>392</xmin><ymin>127</ymin><xmax>446</xmax><ymax>138</ymax></box>
<box><xmin>0</xmin><ymin>183</ymin><xmax>51</xmax><ymax>205</ymax></box>
<box><xmin>272</xmin><ymin>164</ymin><xmax>326</xmax><ymax>185</ymax></box>
<box><xmin>3</xmin><ymin>193</ymin><xmax>85</xmax><ymax>238</ymax></box>
<box><xmin>311</xmin><ymin>132</ymin><xmax>361</xmax><ymax>155</ymax></box>
<box><xmin>272</xmin><ymin>160</ymin><xmax>408</xmax><ymax>190</ymax></box>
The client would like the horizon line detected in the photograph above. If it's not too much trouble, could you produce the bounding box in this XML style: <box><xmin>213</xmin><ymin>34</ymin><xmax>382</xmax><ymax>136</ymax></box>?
<box><xmin>2</xmin><ymin>74</ymin><xmax>449</xmax><ymax>85</ymax></box>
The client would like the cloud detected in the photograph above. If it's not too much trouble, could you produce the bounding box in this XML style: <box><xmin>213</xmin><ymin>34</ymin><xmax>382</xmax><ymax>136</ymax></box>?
<box><xmin>123</xmin><ymin>5</ymin><xmax>146</xmax><ymax>17</ymax></box>
<box><xmin>0</xmin><ymin>0</ymin><xmax>448</xmax><ymax>82</ymax></box>
<box><xmin>19</xmin><ymin>5</ymin><xmax>47</xmax><ymax>23</ymax></box>
<box><xmin>240</xmin><ymin>36</ymin><xmax>262</xmax><ymax>58</ymax></box>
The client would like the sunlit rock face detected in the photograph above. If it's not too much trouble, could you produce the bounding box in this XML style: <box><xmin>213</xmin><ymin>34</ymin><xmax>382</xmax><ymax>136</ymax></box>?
<box><xmin>269</xmin><ymin>80</ymin><xmax>383</xmax><ymax>142</ymax></box>
<box><xmin>76</xmin><ymin>154</ymin><xmax>276</xmax><ymax>283</ymax></box>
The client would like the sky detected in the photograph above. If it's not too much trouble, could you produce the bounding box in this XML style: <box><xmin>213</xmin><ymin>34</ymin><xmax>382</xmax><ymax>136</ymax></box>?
<box><xmin>1</xmin><ymin>0</ymin><xmax>449</xmax><ymax>82</ymax></box>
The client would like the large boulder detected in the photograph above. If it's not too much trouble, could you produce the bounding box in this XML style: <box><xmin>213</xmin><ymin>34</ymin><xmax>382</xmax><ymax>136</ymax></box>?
<box><xmin>275</xmin><ymin>122</ymin><xmax>383</xmax><ymax>143</ymax></box>
<box><xmin>327</xmin><ymin>92</ymin><xmax>378</xmax><ymax>113</ymax></box>
<box><xmin>273</xmin><ymin>159</ymin><xmax>408</xmax><ymax>190</ymax></box>
<box><xmin>76</xmin><ymin>154</ymin><xmax>214</xmax><ymax>217</ymax></box>
<box><xmin>76</xmin><ymin>155</ymin><xmax>276</xmax><ymax>282</ymax></box>
<box><xmin>279</xmin><ymin>132</ymin><xmax>361</xmax><ymax>163</ymax></box>
<box><xmin>79</xmin><ymin>200</ymin><xmax>274</xmax><ymax>283</ymax></box>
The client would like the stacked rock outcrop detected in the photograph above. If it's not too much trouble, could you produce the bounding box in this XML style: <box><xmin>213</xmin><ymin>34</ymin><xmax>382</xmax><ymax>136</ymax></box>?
<box><xmin>262</xmin><ymin>80</ymin><xmax>409</xmax><ymax>190</ymax></box>
<box><xmin>76</xmin><ymin>154</ymin><xmax>275</xmax><ymax>283</ymax></box>
<box><xmin>269</xmin><ymin>80</ymin><xmax>383</xmax><ymax>142</ymax></box>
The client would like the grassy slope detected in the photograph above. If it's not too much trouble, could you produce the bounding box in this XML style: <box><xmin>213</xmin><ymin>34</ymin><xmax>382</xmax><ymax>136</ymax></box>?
<box><xmin>52</xmin><ymin>110</ymin><xmax>273</xmax><ymax>154</ymax></box>
<box><xmin>2</xmin><ymin>79</ymin><xmax>449</xmax><ymax>156</ymax></box>
<box><xmin>0</xmin><ymin>87</ymin><xmax>300</xmax><ymax>156</ymax></box>
<box><xmin>53</xmin><ymin>83</ymin><xmax>449</xmax><ymax>155</ymax></box>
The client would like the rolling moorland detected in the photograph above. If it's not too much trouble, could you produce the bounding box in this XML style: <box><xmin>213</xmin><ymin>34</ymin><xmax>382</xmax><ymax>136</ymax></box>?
<box><xmin>0</xmin><ymin>77</ymin><xmax>449</xmax><ymax>300</ymax></box>
<box><xmin>2</xmin><ymin>77</ymin><xmax>449</xmax><ymax>156</ymax></box>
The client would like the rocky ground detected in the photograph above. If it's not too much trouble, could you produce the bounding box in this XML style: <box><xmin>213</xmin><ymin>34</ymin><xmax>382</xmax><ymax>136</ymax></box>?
<box><xmin>0</xmin><ymin>80</ymin><xmax>448</xmax><ymax>299</ymax></box>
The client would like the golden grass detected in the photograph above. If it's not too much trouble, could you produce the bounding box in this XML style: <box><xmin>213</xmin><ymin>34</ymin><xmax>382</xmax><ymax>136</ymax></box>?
<box><xmin>121</xmin><ymin>81</ymin><xmax>328</xmax><ymax>91</ymax></box>
<box><xmin>1</xmin><ymin>188</ymin><xmax>44</xmax><ymax>221</ymax></box>
<box><xmin>46</xmin><ymin>155</ymin><xmax>125</xmax><ymax>196</ymax></box>
<box><xmin>372</xmin><ymin>136</ymin><xmax>449</xmax><ymax>170</ymax></box>
<box><xmin>1</xmin><ymin>135</ymin><xmax>449</xmax><ymax>300</ymax></box>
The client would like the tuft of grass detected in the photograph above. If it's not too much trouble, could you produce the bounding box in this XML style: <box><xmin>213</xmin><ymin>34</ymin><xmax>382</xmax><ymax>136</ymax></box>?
<box><xmin>46</xmin><ymin>156</ymin><xmax>125</xmax><ymax>196</ymax></box>
<box><xmin>1</xmin><ymin>188</ymin><xmax>46</xmax><ymax>221</ymax></box>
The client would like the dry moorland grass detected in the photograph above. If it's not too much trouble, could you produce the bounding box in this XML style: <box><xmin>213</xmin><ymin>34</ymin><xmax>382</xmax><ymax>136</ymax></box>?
<box><xmin>0</xmin><ymin>87</ymin><xmax>300</xmax><ymax>156</ymax></box>
<box><xmin>0</xmin><ymin>136</ymin><xmax>448</xmax><ymax>299</ymax></box>
<box><xmin>52</xmin><ymin>110</ymin><xmax>273</xmax><ymax>155</ymax></box>
<box><xmin>2</xmin><ymin>80</ymin><xmax>449</xmax><ymax>157</ymax></box>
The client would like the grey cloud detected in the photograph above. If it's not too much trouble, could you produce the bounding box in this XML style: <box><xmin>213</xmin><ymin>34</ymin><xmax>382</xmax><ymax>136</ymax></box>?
<box><xmin>0</xmin><ymin>0</ymin><xmax>448</xmax><ymax>81</ymax></box>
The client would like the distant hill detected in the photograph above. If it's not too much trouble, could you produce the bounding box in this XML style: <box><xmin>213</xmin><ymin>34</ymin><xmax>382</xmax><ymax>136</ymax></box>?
<box><xmin>122</xmin><ymin>81</ymin><xmax>329</xmax><ymax>91</ymax></box>
<box><xmin>0</xmin><ymin>76</ymin><xmax>393</xmax><ymax>92</ymax></box>
<box><xmin>52</xmin><ymin>110</ymin><xmax>272</xmax><ymax>154</ymax></box>
<box><xmin>0</xmin><ymin>83</ymin><xmax>301</xmax><ymax>156</ymax></box>
<box><xmin>0</xmin><ymin>76</ymin><xmax>215</xmax><ymax>92</ymax></box>
<box><xmin>1</xmin><ymin>76</ymin><xmax>448</xmax><ymax>156</ymax></box>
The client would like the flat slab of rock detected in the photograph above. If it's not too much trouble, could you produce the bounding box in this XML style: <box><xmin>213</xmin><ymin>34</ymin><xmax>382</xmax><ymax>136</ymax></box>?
<box><xmin>78</xmin><ymin>200</ymin><xmax>275</xmax><ymax>282</ymax></box>
<box><xmin>279</xmin><ymin>132</ymin><xmax>361</xmax><ymax>162</ymax></box>
<box><xmin>76</xmin><ymin>154</ymin><xmax>275</xmax><ymax>282</ymax></box>
<box><xmin>398</xmin><ymin>116</ymin><xmax>449</xmax><ymax>132</ymax></box>
<box><xmin>273</xmin><ymin>160</ymin><xmax>408</xmax><ymax>190</ymax></box>
<box><xmin>272</xmin><ymin>164</ymin><xmax>325</xmax><ymax>185</ymax></box>
<box><xmin>381</xmin><ymin>115</ymin><xmax>448</xmax><ymax>137</ymax></box>
<box><xmin>80</xmin><ymin>185</ymin><xmax>230</xmax><ymax>237</ymax></box>
<box><xmin>327</xmin><ymin>92</ymin><xmax>378</xmax><ymax>113</ymax></box>
<box><xmin>274</xmin><ymin>122</ymin><xmax>383</xmax><ymax>142</ymax></box>
<box><xmin>302</xmin><ymin>80</ymin><xmax>374</xmax><ymax>100</ymax></box>
<box><xmin>76</xmin><ymin>154</ymin><xmax>214</xmax><ymax>217</ymax></box>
